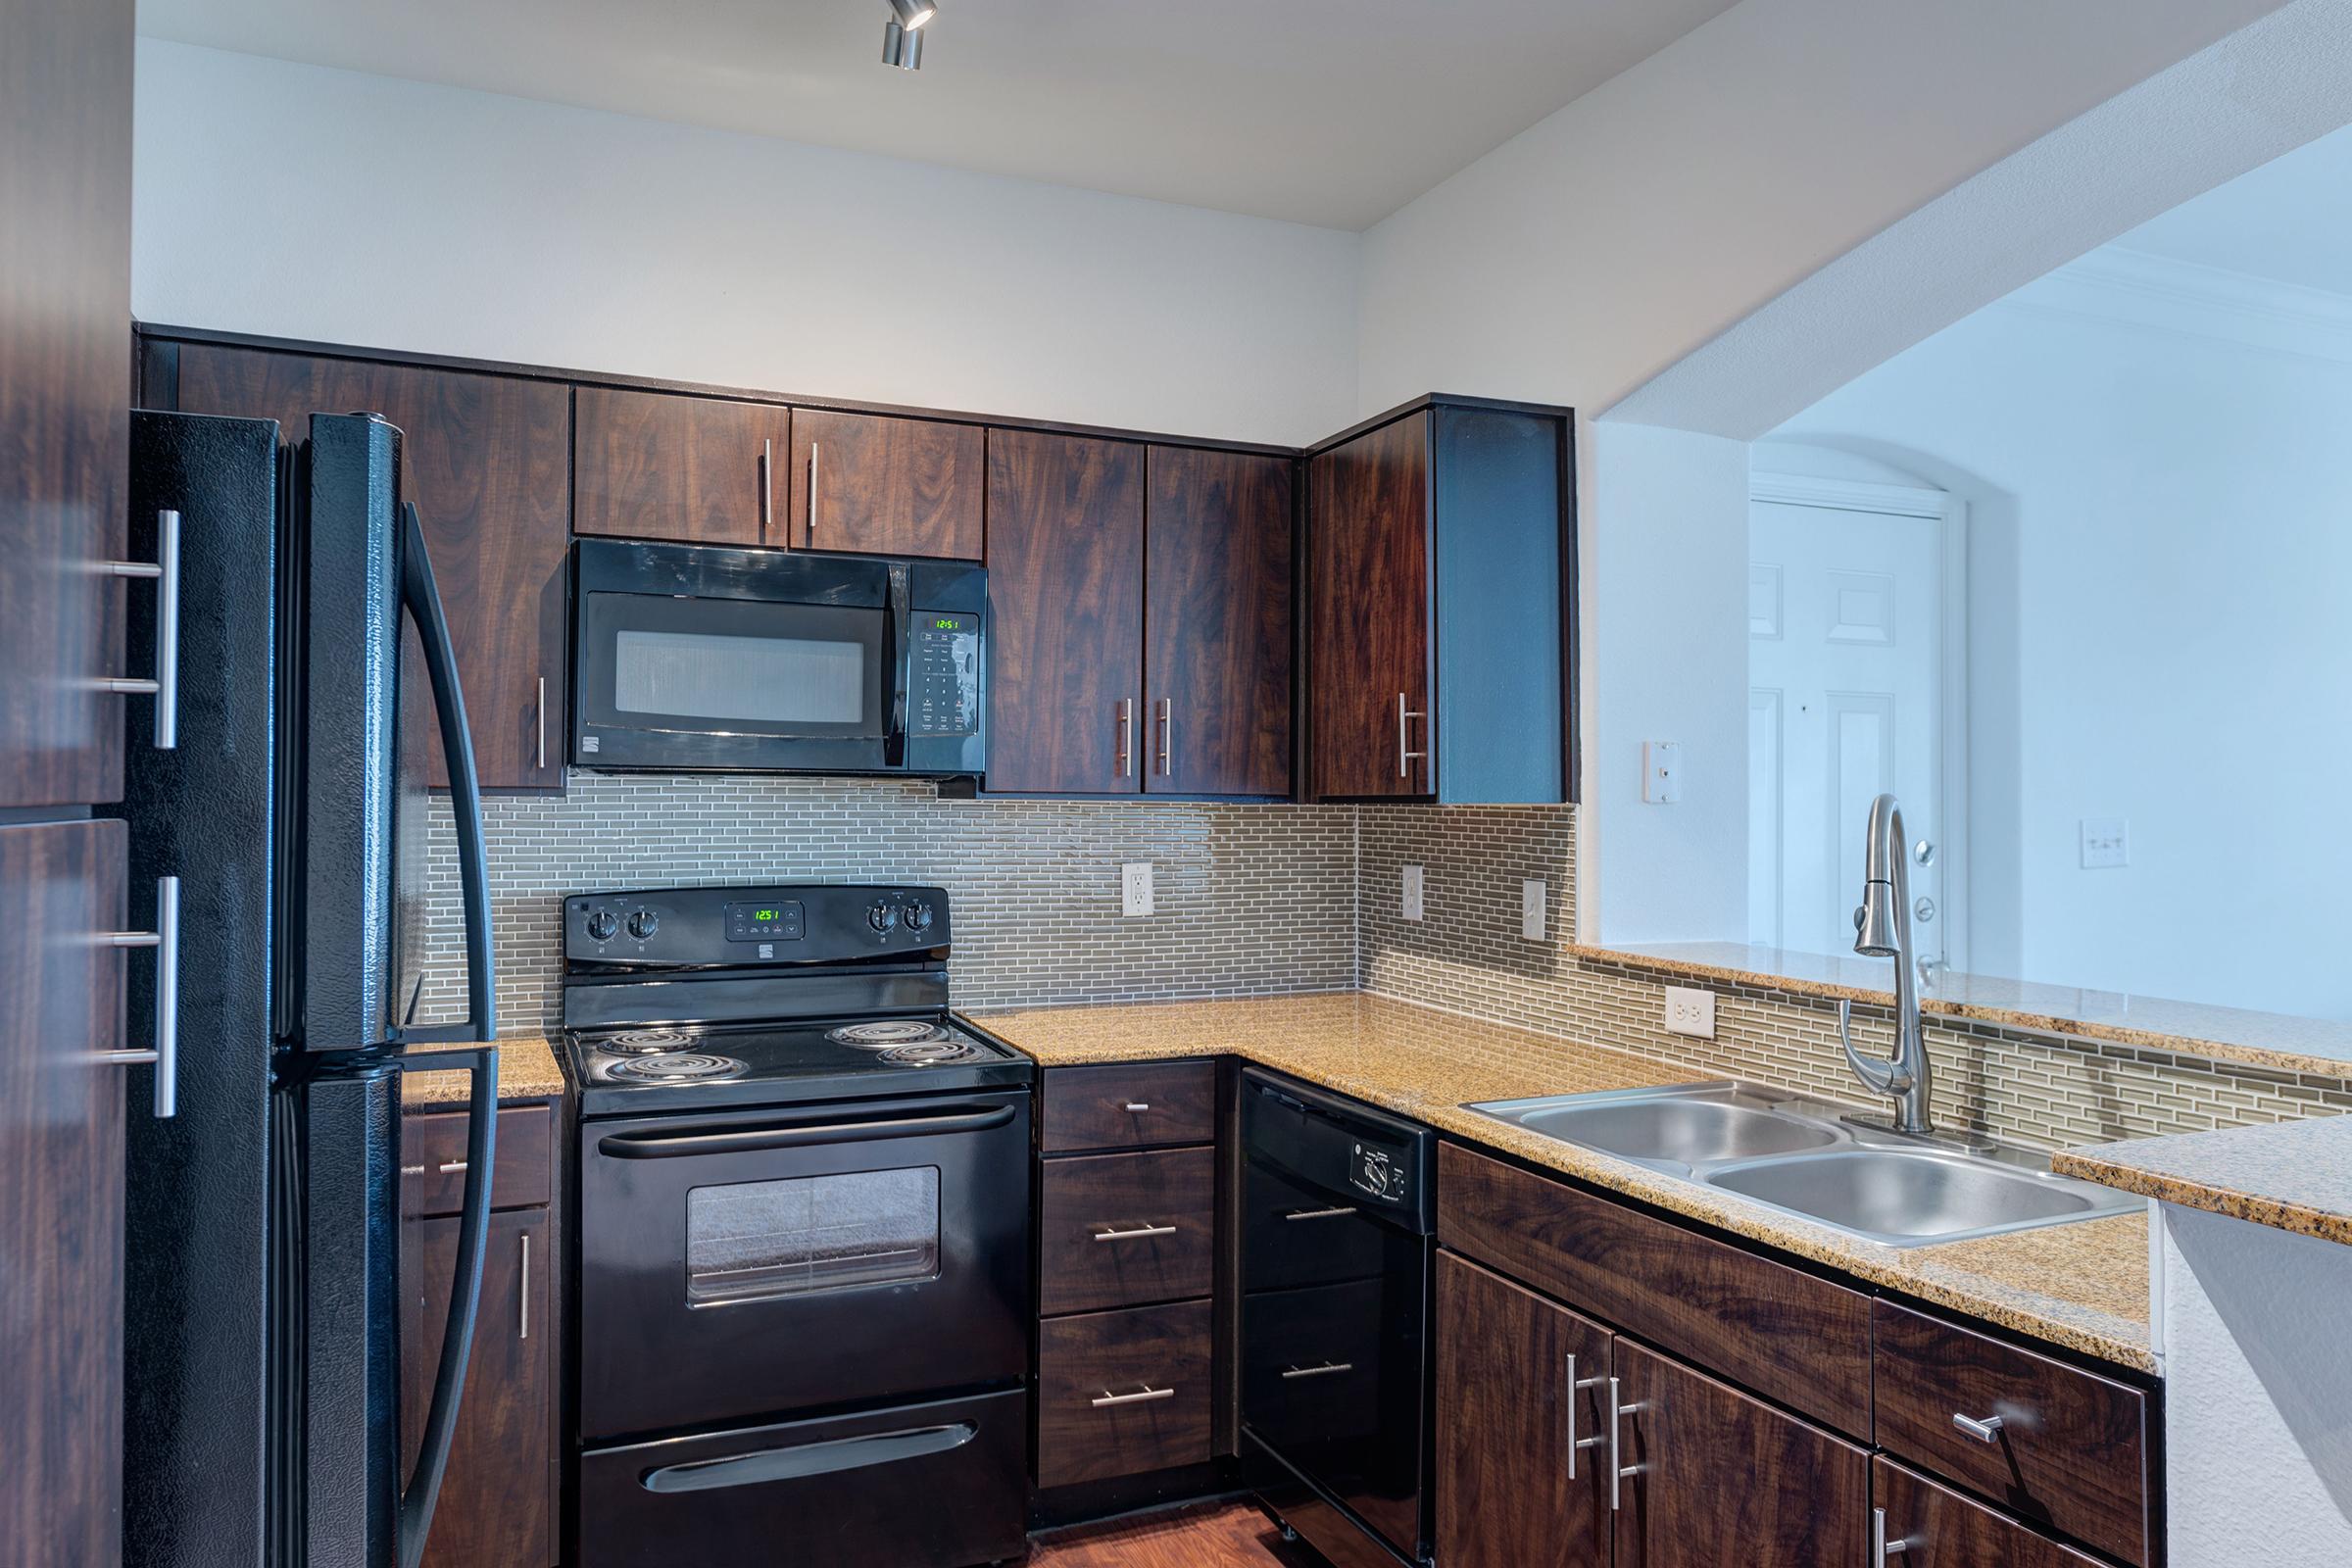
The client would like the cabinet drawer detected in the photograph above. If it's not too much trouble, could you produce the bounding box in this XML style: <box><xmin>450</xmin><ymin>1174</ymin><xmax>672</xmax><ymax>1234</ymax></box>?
<box><xmin>1041</xmin><ymin>1060</ymin><xmax>1216</xmax><ymax>1152</ymax></box>
<box><xmin>1437</xmin><ymin>1143</ymin><xmax>1871</xmax><ymax>1436</ymax></box>
<box><xmin>403</xmin><ymin>1103</ymin><xmax>554</xmax><ymax>1216</ymax></box>
<box><xmin>1039</xmin><ymin>1148</ymin><xmax>1215</xmax><ymax>1315</ymax></box>
<box><xmin>1036</xmin><ymin>1301</ymin><xmax>1213</xmax><ymax>1488</ymax></box>
<box><xmin>1874</xmin><ymin>1301</ymin><xmax>2151</xmax><ymax>1568</ymax></box>
<box><xmin>1873</xmin><ymin>1456</ymin><xmax>2104</xmax><ymax>1566</ymax></box>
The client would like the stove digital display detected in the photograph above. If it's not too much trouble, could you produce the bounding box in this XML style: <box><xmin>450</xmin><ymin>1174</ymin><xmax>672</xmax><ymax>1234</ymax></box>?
<box><xmin>723</xmin><ymin>901</ymin><xmax>806</xmax><ymax>942</ymax></box>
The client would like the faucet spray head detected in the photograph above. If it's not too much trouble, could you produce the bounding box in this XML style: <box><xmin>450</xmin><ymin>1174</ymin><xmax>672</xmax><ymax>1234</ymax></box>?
<box><xmin>1852</xmin><ymin>793</ymin><xmax>1906</xmax><ymax>957</ymax></box>
<box><xmin>1853</xmin><ymin>881</ymin><xmax>1902</xmax><ymax>957</ymax></box>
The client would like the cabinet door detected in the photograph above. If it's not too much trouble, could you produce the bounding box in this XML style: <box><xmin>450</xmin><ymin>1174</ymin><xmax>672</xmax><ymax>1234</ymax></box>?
<box><xmin>0</xmin><ymin>820</ymin><xmax>127</xmax><ymax>1562</ymax></box>
<box><xmin>404</xmin><ymin>1206</ymin><xmax>554</xmax><ymax>1568</ymax></box>
<box><xmin>573</xmin><ymin>385</ymin><xmax>789</xmax><ymax>548</ymax></box>
<box><xmin>1144</xmin><ymin>447</ymin><xmax>1293</xmax><ymax>797</ymax></box>
<box><xmin>789</xmin><ymin>409</ymin><xmax>984</xmax><ymax>559</ymax></box>
<box><xmin>1436</xmin><ymin>1253</ymin><xmax>1611</xmax><ymax>1568</ymax></box>
<box><xmin>1307</xmin><ymin>413</ymin><xmax>1431</xmax><ymax>799</ymax></box>
<box><xmin>172</xmin><ymin>346</ymin><xmax>573</xmax><ymax>791</ymax></box>
<box><xmin>1873</xmin><ymin>1457</ymin><xmax>2104</xmax><ymax>1567</ymax></box>
<box><xmin>1613</xmin><ymin>1341</ymin><xmax>1869</xmax><ymax>1568</ymax></box>
<box><xmin>984</xmin><ymin>429</ymin><xmax>1145</xmax><ymax>795</ymax></box>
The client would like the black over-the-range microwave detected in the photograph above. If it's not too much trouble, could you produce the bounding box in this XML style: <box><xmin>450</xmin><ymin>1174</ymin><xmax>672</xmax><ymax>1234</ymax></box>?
<box><xmin>570</xmin><ymin>537</ymin><xmax>987</xmax><ymax>778</ymax></box>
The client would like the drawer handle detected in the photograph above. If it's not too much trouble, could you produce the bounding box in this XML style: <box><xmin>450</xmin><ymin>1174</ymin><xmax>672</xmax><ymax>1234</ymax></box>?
<box><xmin>1873</xmin><ymin>1507</ymin><xmax>1911</xmax><ymax>1562</ymax></box>
<box><xmin>437</xmin><ymin>1160</ymin><xmax>469</xmax><ymax>1174</ymax></box>
<box><xmin>400</xmin><ymin>1164</ymin><xmax>427</xmax><ymax>1177</ymax></box>
<box><xmin>1284</xmin><ymin>1205</ymin><xmax>1357</xmax><ymax>1222</ymax></box>
<box><xmin>1952</xmin><ymin>1411</ymin><xmax>2007</xmax><ymax>1444</ymax></box>
<box><xmin>1093</xmin><ymin>1223</ymin><xmax>1179</xmax><ymax>1243</ymax></box>
<box><xmin>1122</xmin><ymin>1102</ymin><xmax>1151</xmax><ymax>1112</ymax></box>
<box><xmin>1091</xmin><ymin>1385</ymin><xmax>1174</xmax><ymax>1408</ymax></box>
<box><xmin>1280</xmin><ymin>1361</ymin><xmax>1353</xmax><ymax>1381</ymax></box>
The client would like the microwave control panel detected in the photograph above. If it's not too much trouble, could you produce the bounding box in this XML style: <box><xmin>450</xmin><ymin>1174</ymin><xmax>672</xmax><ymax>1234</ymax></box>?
<box><xmin>909</xmin><ymin>611</ymin><xmax>981</xmax><ymax>736</ymax></box>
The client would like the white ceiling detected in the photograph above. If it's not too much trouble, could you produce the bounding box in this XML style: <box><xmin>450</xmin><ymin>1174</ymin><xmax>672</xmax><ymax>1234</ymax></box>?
<box><xmin>135</xmin><ymin>0</ymin><xmax>1738</xmax><ymax>230</ymax></box>
<box><xmin>2113</xmin><ymin>120</ymin><xmax>2352</xmax><ymax>296</ymax></box>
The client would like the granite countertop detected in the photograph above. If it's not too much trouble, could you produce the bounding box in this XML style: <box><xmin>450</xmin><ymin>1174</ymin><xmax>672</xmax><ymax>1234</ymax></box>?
<box><xmin>401</xmin><ymin>1036</ymin><xmax>568</xmax><ymax>1106</ymax></box>
<box><xmin>976</xmin><ymin>992</ymin><xmax>2156</xmax><ymax>1373</ymax></box>
<box><xmin>2054</xmin><ymin>1115</ymin><xmax>2352</xmax><ymax>1247</ymax></box>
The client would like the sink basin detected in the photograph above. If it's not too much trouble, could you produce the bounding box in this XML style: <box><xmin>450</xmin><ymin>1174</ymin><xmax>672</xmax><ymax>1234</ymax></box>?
<box><xmin>1465</xmin><ymin>1080</ymin><xmax>2141</xmax><ymax>1248</ymax></box>
<box><xmin>1508</xmin><ymin>1088</ymin><xmax>1838</xmax><ymax>1167</ymax></box>
<box><xmin>1706</xmin><ymin>1148</ymin><xmax>2124</xmax><ymax>1248</ymax></box>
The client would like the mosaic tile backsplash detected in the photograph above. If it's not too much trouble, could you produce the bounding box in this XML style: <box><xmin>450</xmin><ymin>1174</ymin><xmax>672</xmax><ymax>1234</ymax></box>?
<box><xmin>421</xmin><ymin>781</ymin><xmax>2348</xmax><ymax>1149</ymax></box>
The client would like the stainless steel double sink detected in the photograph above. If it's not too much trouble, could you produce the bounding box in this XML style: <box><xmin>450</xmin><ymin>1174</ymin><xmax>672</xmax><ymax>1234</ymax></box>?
<box><xmin>1464</xmin><ymin>1082</ymin><xmax>2139</xmax><ymax>1249</ymax></box>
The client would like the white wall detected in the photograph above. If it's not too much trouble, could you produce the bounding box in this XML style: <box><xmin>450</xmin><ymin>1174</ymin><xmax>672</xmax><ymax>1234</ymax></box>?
<box><xmin>1772</xmin><ymin>262</ymin><xmax>2352</xmax><ymax>1018</ymax></box>
<box><xmin>131</xmin><ymin>41</ymin><xmax>1361</xmax><ymax>447</ymax></box>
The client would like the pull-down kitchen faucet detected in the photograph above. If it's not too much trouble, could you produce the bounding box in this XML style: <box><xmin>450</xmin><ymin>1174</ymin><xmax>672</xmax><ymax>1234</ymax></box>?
<box><xmin>1838</xmin><ymin>792</ymin><xmax>1936</xmax><ymax>1136</ymax></box>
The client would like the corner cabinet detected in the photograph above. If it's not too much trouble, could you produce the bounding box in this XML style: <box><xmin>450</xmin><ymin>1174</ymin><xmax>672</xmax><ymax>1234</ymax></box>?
<box><xmin>1305</xmin><ymin>397</ymin><xmax>1574</xmax><ymax>804</ymax></box>
<box><xmin>154</xmin><ymin>342</ymin><xmax>573</xmax><ymax>792</ymax></box>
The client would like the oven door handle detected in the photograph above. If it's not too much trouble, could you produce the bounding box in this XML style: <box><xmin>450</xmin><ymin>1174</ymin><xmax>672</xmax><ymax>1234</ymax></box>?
<box><xmin>640</xmin><ymin>1421</ymin><xmax>980</xmax><ymax>1494</ymax></box>
<box><xmin>596</xmin><ymin>1103</ymin><xmax>1017</xmax><ymax>1158</ymax></box>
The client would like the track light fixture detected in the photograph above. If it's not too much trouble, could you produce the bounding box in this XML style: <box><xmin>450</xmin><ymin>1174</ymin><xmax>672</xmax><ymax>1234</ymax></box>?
<box><xmin>881</xmin><ymin>0</ymin><xmax>932</xmax><ymax>71</ymax></box>
<box><xmin>887</xmin><ymin>0</ymin><xmax>937</xmax><ymax>29</ymax></box>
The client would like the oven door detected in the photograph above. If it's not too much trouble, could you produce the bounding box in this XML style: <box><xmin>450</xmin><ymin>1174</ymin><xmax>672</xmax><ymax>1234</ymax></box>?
<box><xmin>577</xmin><ymin>1089</ymin><xmax>1032</xmax><ymax>1442</ymax></box>
<box><xmin>572</xmin><ymin>539</ymin><xmax>904</xmax><ymax>772</ymax></box>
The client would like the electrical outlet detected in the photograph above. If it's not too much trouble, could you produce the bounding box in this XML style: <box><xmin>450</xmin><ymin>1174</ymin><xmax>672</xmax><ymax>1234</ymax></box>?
<box><xmin>2081</xmin><ymin>817</ymin><xmax>2129</xmax><ymax>870</ymax></box>
<box><xmin>1664</xmin><ymin>986</ymin><xmax>1716</xmax><ymax>1038</ymax></box>
<box><xmin>1401</xmin><ymin>864</ymin><xmax>1425</xmax><ymax>921</ymax></box>
<box><xmin>1120</xmin><ymin>861</ymin><xmax>1154</xmax><ymax>917</ymax></box>
<box><xmin>1521</xmin><ymin>878</ymin><xmax>1546</xmax><ymax>941</ymax></box>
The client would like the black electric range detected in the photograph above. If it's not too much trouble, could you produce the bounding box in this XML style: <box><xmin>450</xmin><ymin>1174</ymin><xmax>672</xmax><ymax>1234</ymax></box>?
<box><xmin>562</xmin><ymin>883</ymin><xmax>1034</xmax><ymax>1568</ymax></box>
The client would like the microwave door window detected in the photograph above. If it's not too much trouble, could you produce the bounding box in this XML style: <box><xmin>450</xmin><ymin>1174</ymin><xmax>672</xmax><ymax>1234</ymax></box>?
<box><xmin>615</xmin><ymin>629</ymin><xmax>866</xmax><ymax>728</ymax></box>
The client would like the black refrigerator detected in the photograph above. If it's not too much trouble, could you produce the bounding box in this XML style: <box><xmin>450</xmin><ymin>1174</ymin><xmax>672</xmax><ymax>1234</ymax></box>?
<box><xmin>114</xmin><ymin>408</ymin><xmax>502</xmax><ymax>1568</ymax></box>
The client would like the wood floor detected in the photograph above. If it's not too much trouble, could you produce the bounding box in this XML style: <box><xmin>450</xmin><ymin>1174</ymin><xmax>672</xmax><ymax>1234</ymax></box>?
<box><xmin>1028</xmin><ymin>1499</ymin><xmax>1331</xmax><ymax>1568</ymax></box>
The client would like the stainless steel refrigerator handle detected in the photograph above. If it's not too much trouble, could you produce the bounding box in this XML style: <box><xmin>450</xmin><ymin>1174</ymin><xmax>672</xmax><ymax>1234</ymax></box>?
<box><xmin>98</xmin><ymin>875</ymin><xmax>179</xmax><ymax>1118</ymax></box>
<box><xmin>393</xmin><ymin>501</ymin><xmax>497</xmax><ymax>1047</ymax></box>
<box><xmin>97</xmin><ymin>508</ymin><xmax>181</xmax><ymax>749</ymax></box>
<box><xmin>396</xmin><ymin>1046</ymin><xmax>500</xmax><ymax>1568</ymax></box>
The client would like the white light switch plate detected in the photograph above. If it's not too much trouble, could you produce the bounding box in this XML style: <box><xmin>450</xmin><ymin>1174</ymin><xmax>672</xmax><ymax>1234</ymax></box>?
<box><xmin>1664</xmin><ymin>986</ymin><xmax>1716</xmax><ymax>1038</ymax></box>
<box><xmin>1401</xmin><ymin>864</ymin><xmax>1425</xmax><ymax>921</ymax></box>
<box><xmin>2081</xmin><ymin>817</ymin><xmax>2129</xmax><ymax>869</ymax></box>
<box><xmin>1121</xmin><ymin>861</ymin><xmax>1154</xmax><ymax>916</ymax></box>
<box><xmin>1521</xmin><ymin>878</ymin><xmax>1546</xmax><ymax>941</ymax></box>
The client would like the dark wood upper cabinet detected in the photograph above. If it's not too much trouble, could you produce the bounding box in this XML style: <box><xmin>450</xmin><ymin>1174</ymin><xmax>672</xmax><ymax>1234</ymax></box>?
<box><xmin>403</xmin><ymin>1206</ymin><xmax>555</xmax><ymax>1568</ymax></box>
<box><xmin>573</xmin><ymin>385</ymin><xmax>790</xmax><ymax>548</ymax></box>
<box><xmin>984</xmin><ymin>429</ymin><xmax>1146</xmax><ymax>795</ymax></box>
<box><xmin>1307</xmin><ymin>412</ymin><xmax>1430</xmax><ymax>800</ymax></box>
<box><xmin>169</xmin><ymin>344</ymin><xmax>573</xmax><ymax>791</ymax></box>
<box><xmin>1</xmin><ymin>0</ymin><xmax>132</xmax><ymax>809</ymax></box>
<box><xmin>1144</xmin><ymin>447</ymin><xmax>1293</xmax><ymax>797</ymax></box>
<box><xmin>1305</xmin><ymin>399</ymin><xmax>1573</xmax><ymax>804</ymax></box>
<box><xmin>1612</xmin><ymin>1340</ymin><xmax>1870</xmax><ymax>1568</ymax></box>
<box><xmin>1436</xmin><ymin>1252</ymin><xmax>1612</xmax><ymax>1568</ymax></box>
<box><xmin>789</xmin><ymin>408</ymin><xmax>984</xmax><ymax>559</ymax></box>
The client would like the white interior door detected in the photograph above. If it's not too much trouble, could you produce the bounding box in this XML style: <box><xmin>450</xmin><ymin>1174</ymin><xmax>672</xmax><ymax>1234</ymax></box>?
<box><xmin>1749</xmin><ymin>498</ymin><xmax>1945</xmax><ymax>967</ymax></box>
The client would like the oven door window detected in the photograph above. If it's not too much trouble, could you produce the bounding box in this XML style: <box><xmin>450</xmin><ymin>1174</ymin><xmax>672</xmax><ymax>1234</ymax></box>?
<box><xmin>685</xmin><ymin>1167</ymin><xmax>941</xmax><ymax>1305</ymax></box>
<box><xmin>583</xmin><ymin>590</ymin><xmax>889</xmax><ymax>738</ymax></box>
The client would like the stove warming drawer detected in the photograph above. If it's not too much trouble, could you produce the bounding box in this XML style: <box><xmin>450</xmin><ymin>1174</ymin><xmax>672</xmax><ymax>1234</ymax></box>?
<box><xmin>576</xmin><ymin>1088</ymin><xmax>1032</xmax><ymax>1443</ymax></box>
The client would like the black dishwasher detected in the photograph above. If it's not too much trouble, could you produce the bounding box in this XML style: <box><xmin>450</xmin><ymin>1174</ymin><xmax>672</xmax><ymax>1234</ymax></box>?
<box><xmin>1239</xmin><ymin>1067</ymin><xmax>1437</xmax><ymax>1568</ymax></box>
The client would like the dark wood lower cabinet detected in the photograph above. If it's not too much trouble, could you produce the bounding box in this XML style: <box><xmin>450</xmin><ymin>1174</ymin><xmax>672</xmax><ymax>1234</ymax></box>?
<box><xmin>1613</xmin><ymin>1341</ymin><xmax>1870</xmax><ymax>1568</ymax></box>
<box><xmin>1874</xmin><ymin>1457</ymin><xmax>2104</xmax><ymax>1567</ymax></box>
<box><xmin>1435</xmin><ymin>1252</ymin><xmax>1611</xmax><ymax>1568</ymax></box>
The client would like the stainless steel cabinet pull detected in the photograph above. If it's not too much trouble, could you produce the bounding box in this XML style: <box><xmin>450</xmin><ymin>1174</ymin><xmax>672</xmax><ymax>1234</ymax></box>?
<box><xmin>1396</xmin><ymin>692</ymin><xmax>1426</xmax><ymax>780</ymax></box>
<box><xmin>1283</xmin><ymin>1205</ymin><xmax>1356</xmax><ymax>1222</ymax></box>
<box><xmin>1156</xmin><ymin>698</ymin><xmax>1172</xmax><ymax>776</ymax></box>
<box><xmin>1951</xmin><ymin>1411</ymin><xmax>2006</xmax><ymax>1443</ymax></box>
<box><xmin>537</xmin><ymin>675</ymin><xmax>547</xmax><ymax>771</ymax></box>
<box><xmin>518</xmin><ymin>1234</ymin><xmax>531</xmax><ymax>1341</ymax></box>
<box><xmin>1092</xmin><ymin>1223</ymin><xmax>1178</xmax><ymax>1243</ymax></box>
<box><xmin>760</xmin><ymin>438</ymin><xmax>774</xmax><ymax>538</ymax></box>
<box><xmin>1606</xmin><ymin>1375</ymin><xmax>1645</xmax><ymax>1512</ymax></box>
<box><xmin>1122</xmin><ymin>1102</ymin><xmax>1151</xmax><ymax>1112</ymax></box>
<box><xmin>1873</xmin><ymin>1507</ymin><xmax>1910</xmax><ymax>1563</ymax></box>
<box><xmin>400</xmin><ymin>1164</ymin><xmax>428</xmax><ymax>1177</ymax></box>
<box><xmin>1281</xmin><ymin>1362</ymin><xmax>1353</xmax><ymax>1380</ymax></box>
<box><xmin>1564</xmin><ymin>1351</ymin><xmax>1607</xmax><ymax>1479</ymax></box>
<box><xmin>97</xmin><ymin>509</ymin><xmax>181</xmax><ymax>749</ymax></box>
<box><xmin>438</xmin><ymin>1159</ymin><xmax>469</xmax><ymax>1174</ymax></box>
<box><xmin>807</xmin><ymin>441</ymin><xmax>819</xmax><ymax>544</ymax></box>
<box><xmin>1090</xmin><ymin>1385</ymin><xmax>1173</xmax><ymax>1408</ymax></box>
<box><xmin>1116</xmin><ymin>698</ymin><xmax>1135</xmax><ymax>778</ymax></box>
<box><xmin>96</xmin><ymin>876</ymin><xmax>179</xmax><ymax>1118</ymax></box>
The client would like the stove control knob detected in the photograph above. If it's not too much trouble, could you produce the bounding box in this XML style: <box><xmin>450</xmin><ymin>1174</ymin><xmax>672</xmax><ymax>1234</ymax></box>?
<box><xmin>867</xmin><ymin>901</ymin><xmax>900</xmax><ymax>934</ymax></box>
<box><xmin>585</xmin><ymin>909</ymin><xmax>618</xmax><ymax>942</ymax></box>
<box><xmin>626</xmin><ymin>908</ymin><xmax>660</xmax><ymax>940</ymax></box>
<box><xmin>904</xmin><ymin>902</ymin><xmax>934</xmax><ymax>933</ymax></box>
